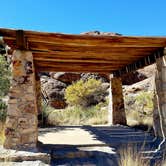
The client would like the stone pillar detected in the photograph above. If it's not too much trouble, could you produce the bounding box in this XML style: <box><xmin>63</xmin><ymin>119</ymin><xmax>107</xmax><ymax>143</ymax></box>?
<box><xmin>4</xmin><ymin>50</ymin><xmax>38</xmax><ymax>151</ymax></box>
<box><xmin>153</xmin><ymin>51</ymin><xmax>166</xmax><ymax>137</ymax></box>
<box><xmin>108</xmin><ymin>76</ymin><xmax>127</xmax><ymax>125</ymax></box>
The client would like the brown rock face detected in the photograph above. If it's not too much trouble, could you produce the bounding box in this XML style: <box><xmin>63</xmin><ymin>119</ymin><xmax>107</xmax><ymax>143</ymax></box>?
<box><xmin>41</xmin><ymin>72</ymin><xmax>110</xmax><ymax>109</ymax></box>
<box><xmin>50</xmin><ymin>72</ymin><xmax>81</xmax><ymax>84</ymax></box>
<box><xmin>121</xmin><ymin>64</ymin><xmax>155</xmax><ymax>85</ymax></box>
<box><xmin>42</xmin><ymin>79</ymin><xmax>67</xmax><ymax>109</ymax></box>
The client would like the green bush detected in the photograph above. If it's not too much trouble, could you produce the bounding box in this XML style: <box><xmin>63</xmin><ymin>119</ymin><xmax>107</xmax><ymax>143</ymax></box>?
<box><xmin>0</xmin><ymin>55</ymin><xmax>10</xmax><ymax>97</ymax></box>
<box><xmin>65</xmin><ymin>78</ymin><xmax>106</xmax><ymax>107</ymax></box>
<box><xmin>124</xmin><ymin>91</ymin><xmax>154</xmax><ymax>127</ymax></box>
<box><xmin>0</xmin><ymin>100</ymin><xmax>7</xmax><ymax>121</ymax></box>
<box><xmin>0</xmin><ymin>55</ymin><xmax>10</xmax><ymax>122</ymax></box>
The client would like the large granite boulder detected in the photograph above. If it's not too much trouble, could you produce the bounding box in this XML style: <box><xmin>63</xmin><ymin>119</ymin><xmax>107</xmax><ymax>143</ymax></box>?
<box><xmin>81</xmin><ymin>31</ymin><xmax>122</xmax><ymax>36</ymax></box>
<box><xmin>81</xmin><ymin>73</ymin><xmax>109</xmax><ymax>83</ymax></box>
<box><xmin>121</xmin><ymin>64</ymin><xmax>155</xmax><ymax>85</ymax></box>
<box><xmin>42</xmin><ymin>78</ymin><xmax>67</xmax><ymax>109</ymax></box>
<box><xmin>50</xmin><ymin>72</ymin><xmax>81</xmax><ymax>84</ymax></box>
<box><xmin>41</xmin><ymin>72</ymin><xmax>110</xmax><ymax>109</ymax></box>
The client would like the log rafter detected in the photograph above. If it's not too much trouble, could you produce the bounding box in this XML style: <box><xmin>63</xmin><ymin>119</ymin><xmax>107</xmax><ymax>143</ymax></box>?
<box><xmin>0</xmin><ymin>28</ymin><xmax>166</xmax><ymax>73</ymax></box>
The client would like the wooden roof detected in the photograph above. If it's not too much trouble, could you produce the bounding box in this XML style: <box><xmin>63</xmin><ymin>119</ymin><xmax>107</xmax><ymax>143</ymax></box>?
<box><xmin>0</xmin><ymin>28</ymin><xmax>166</xmax><ymax>74</ymax></box>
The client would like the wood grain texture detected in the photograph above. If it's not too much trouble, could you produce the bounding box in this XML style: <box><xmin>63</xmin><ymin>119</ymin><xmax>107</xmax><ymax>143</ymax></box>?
<box><xmin>1</xmin><ymin>28</ymin><xmax>166</xmax><ymax>73</ymax></box>
<box><xmin>1</xmin><ymin>28</ymin><xmax>166</xmax><ymax>47</ymax></box>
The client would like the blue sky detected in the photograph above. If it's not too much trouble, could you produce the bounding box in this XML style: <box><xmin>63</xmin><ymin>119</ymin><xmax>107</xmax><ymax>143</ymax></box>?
<box><xmin>0</xmin><ymin>0</ymin><xmax>166</xmax><ymax>36</ymax></box>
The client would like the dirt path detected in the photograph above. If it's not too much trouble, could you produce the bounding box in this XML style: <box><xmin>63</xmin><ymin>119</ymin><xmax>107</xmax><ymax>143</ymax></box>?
<box><xmin>39</xmin><ymin>126</ymin><xmax>105</xmax><ymax>145</ymax></box>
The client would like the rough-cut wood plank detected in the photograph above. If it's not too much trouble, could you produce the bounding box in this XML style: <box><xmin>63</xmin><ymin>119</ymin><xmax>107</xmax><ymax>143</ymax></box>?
<box><xmin>34</xmin><ymin>57</ymin><xmax>127</xmax><ymax>64</ymax></box>
<box><xmin>113</xmin><ymin>48</ymin><xmax>164</xmax><ymax>76</ymax></box>
<box><xmin>35</xmin><ymin>66</ymin><xmax>115</xmax><ymax>73</ymax></box>
<box><xmin>1</xmin><ymin>28</ymin><xmax>166</xmax><ymax>47</ymax></box>
<box><xmin>34</xmin><ymin>60</ymin><xmax>124</xmax><ymax>72</ymax></box>
<box><xmin>25</xmin><ymin>36</ymin><xmax>166</xmax><ymax>48</ymax></box>
<box><xmin>32</xmin><ymin>52</ymin><xmax>151</xmax><ymax>62</ymax></box>
<box><xmin>16</xmin><ymin>30</ymin><xmax>27</xmax><ymax>50</ymax></box>
<box><xmin>4</xmin><ymin>37</ymin><xmax>159</xmax><ymax>55</ymax></box>
<box><xmin>35</xmin><ymin>67</ymin><xmax>114</xmax><ymax>73</ymax></box>
<box><xmin>1</xmin><ymin>28</ymin><xmax>166</xmax><ymax>73</ymax></box>
<box><xmin>29</xmin><ymin>41</ymin><xmax>159</xmax><ymax>52</ymax></box>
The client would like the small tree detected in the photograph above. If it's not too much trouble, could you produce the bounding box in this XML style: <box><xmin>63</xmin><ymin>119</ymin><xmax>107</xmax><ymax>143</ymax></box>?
<box><xmin>65</xmin><ymin>78</ymin><xmax>107</xmax><ymax>107</ymax></box>
<box><xmin>135</xmin><ymin>91</ymin><xmax>153</xmax><ymax>115</ymax></box>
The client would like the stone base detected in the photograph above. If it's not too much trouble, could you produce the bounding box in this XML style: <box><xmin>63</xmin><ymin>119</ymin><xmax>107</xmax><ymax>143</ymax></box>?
<box><xmin>0</xmin><ymin>161</ymin><xmax>49</xmax><ymax>166</ymax></box>
<box><xmin>0</xmin><ymin>146</ymin><xmax>50</xmax><ymax>164</ymax></box>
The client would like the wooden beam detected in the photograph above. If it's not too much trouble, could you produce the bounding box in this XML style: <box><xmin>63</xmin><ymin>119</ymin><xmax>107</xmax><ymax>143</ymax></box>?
<box><xmin>113</xmin><ymin>48</ymin><xmax>164</xmax><ymax>76</ymax></box>
<box><xmin>32</xmin><ymin>52</ymin><xmax>152</xmax><ymax>63</ymax></box>
<box><xmin>34</xmin><ymin>60</ymin><xmax>126</xmax><ymax>73</ymax></box>
<box><xmin>28</xmin><ymin>41</ymin><xmax>160</xmax><ymax>52</ymax></box>
<box><xmin>16</xmin><ymin>30</ymin><xmax>27</xmax><ymax>50</ymax></box>
<box><xmin>36</xmin><ymin>66</ymin><xmax>114</xmax><ymax>73</ymax></box>
<box><xmin>1</xmin><ymin>28</ymin><xmax>166</xmax><ymax>48</ymax></box>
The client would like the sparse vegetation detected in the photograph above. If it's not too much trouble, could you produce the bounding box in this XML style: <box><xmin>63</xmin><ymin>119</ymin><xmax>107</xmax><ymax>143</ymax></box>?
<box><xmin>65</xmin><ymin>78</ymin><xmax>107</xmax><ymax>107</ymax></box>
<box><xmin>119</xmin><ymin>145</ymin><xmax>166</xmax><ymax>166</ymax></box>
<box><xmin>0</xmin><ymin>100</ymin><xmax>7</xmax><ymax>122</ymax></box>
<box><xmin>118</xmin><ymin>145</ymin><xmax>150</xmax><ymax>166</ymax></box>
<box><xmin>0</xmin><ymin>122</ymin><xmax>5</xmax><ymax>145</ymax></box>
<box><xmin>124</xmin><ymin>91</ymin><xmax>154</xmax><ymax>128</ymax></box>
<box><xmin>42</xmin><ymin>100</ymin><xmax>108</xmax><ymax>126</ymax></box>
<box><xmin>0</xmin><ymin>55</ymin><xmax>10</xmax><ymax>98</ymax></box>
<box><xmin>0</xmin><ymin>55</ymin><xmax>10</xmax><ymax>144</ymax></box>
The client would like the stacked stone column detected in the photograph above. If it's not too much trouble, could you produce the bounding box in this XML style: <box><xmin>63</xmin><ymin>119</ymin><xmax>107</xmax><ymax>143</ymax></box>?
<box><xmin>4</xmin><ymin>50</ymin><xmax>38</xmax><ymax>150</ymax></box>
<box><xmin>153</xmin><ymin>49</ymin><xmax>166</xmax><ymax>137</ymax></box>
<box><xmin>108</xmin><ymin>76</ymin><xmax>127</xmax><ymax>125</ymax></box>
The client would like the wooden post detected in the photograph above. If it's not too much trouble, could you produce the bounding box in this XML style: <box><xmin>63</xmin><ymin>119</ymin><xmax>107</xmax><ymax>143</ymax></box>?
<box><xmin>108</xmin><ymin>75</ymin><xmax>127</xmax><ymax>125</ymax></box>
<box><xmin>4</xmin><ymin>50</ymin><xmax>38</xmax><ymax>151</ymax></box>
<box><xmin>153</xmin><ymin>48</ymin><xmax>166</xmax><ymax>137</ymax></box>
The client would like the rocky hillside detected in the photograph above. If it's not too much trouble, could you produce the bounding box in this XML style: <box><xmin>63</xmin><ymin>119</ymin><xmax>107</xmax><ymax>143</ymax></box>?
<box><xmin>41</xmin><ymin>72</ymin><xmax>110</xmax><ymax>109</ymax></box>
<box><xmin>40</xmin><ymin>64</ymin><xmax>155</xmax><ymax>110</ymax></box>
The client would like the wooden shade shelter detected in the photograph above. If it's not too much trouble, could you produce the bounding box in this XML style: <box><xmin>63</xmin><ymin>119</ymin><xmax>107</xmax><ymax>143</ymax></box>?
<box><xmin>0</xmin><ymin>28</ymin><xmax>166</xmax><ymax>74</ymax></box>
<box><xmin>0</xmin><ymin>28</ymin><xmax>166</xmax><ymax>151</ymax></box>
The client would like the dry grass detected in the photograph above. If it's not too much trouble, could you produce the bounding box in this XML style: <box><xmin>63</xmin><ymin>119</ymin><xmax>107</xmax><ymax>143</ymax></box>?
<box><xmin>119</xmin><ymin>145</ymin><xmax>166</xmax><ymax>166</ymax></box>
<box><xmin>43</xmin><ymin>102</ymin><xmax>108</xmax><ymax>126</ymax></box>
<box><xmin>126</xmin><ymin>110</ymin><xmax>153</xmax><ymax>127</ymax></box>
<box><xmin>118</xmin><ymin>145</ymin><xmax>150</xmax><ymax>166</ymax></box>
<box><xmin>0</xmin><ymin>121</ymin><xmax>5</xmax><ymax>145</ymax></box>
<box><xmin>124</xmin><ymin>91</ymin><xmax>154</xmax><ymax>128</ymax></box>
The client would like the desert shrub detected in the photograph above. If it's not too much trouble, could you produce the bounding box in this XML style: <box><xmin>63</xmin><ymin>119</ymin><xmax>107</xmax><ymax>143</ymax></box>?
<box><xmin>65</xmin><ymin>78</ymin><xmax>106</xmax><ymax>107</ymax></box>
<box><xmin>124</xmin><ymin>91</ymin><xmax>154</xmax><ymax>127</ymax></box>
<box><xmin>135</xmin><ymin>91</ymin><xmax>153</xmax><ymax>115</ymax></box>
<box><xmin>0</xmin><ymin>100</ymin><xmax>7</xmax><ymax>121</ymax></box>
<box><xmin>0</xmin><ymin>55</ymin><xmax>10</xmax><ymax>97</ymax></box>
<box><xmin>0</xmin><ymin>55</ymin><xmax>10</xmax><ymax>122</ymax></box>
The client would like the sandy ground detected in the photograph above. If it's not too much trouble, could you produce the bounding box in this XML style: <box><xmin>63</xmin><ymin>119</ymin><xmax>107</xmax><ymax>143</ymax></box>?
<box><xmin>39</xmin><ymin>127</ymin><xmax>105</xmax><ymax>145</ymax></box>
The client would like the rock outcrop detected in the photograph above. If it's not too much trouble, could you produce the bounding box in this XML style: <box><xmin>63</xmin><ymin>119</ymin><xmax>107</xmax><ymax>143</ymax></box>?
<box><xmin>41</xmin><ymin>72</ymin><xmax>110</xmax><ymax>109</ymax></box>
<box><xmin>81</xmin><ymin>31</ymin><xmax>122</xmax><ymax>36</ymax></box>
<box><xmin>50</xmin><ymin>72</ymin><xmax>81</xmax><ymax>84</ymax></box>
<box><xmin>41</xmin><ymin>65</ymin><xmax>155</xmax><ymax>110</ymax></box>
<box><xmin>42</xmin><ymin>78</ymin><xmax>67</xmax><ymax>109</ymax></box>
<box><xmin>121</xmin><ymin>64</ymin><xmax>155</xmax><ymax>85</ymax></box>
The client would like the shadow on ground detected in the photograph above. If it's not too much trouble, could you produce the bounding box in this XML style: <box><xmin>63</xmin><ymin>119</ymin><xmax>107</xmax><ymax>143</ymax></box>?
<box><xmin>38</xmin><ymin>125</ymin><xmax>166</xmax><ymax>166</ymax></box>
